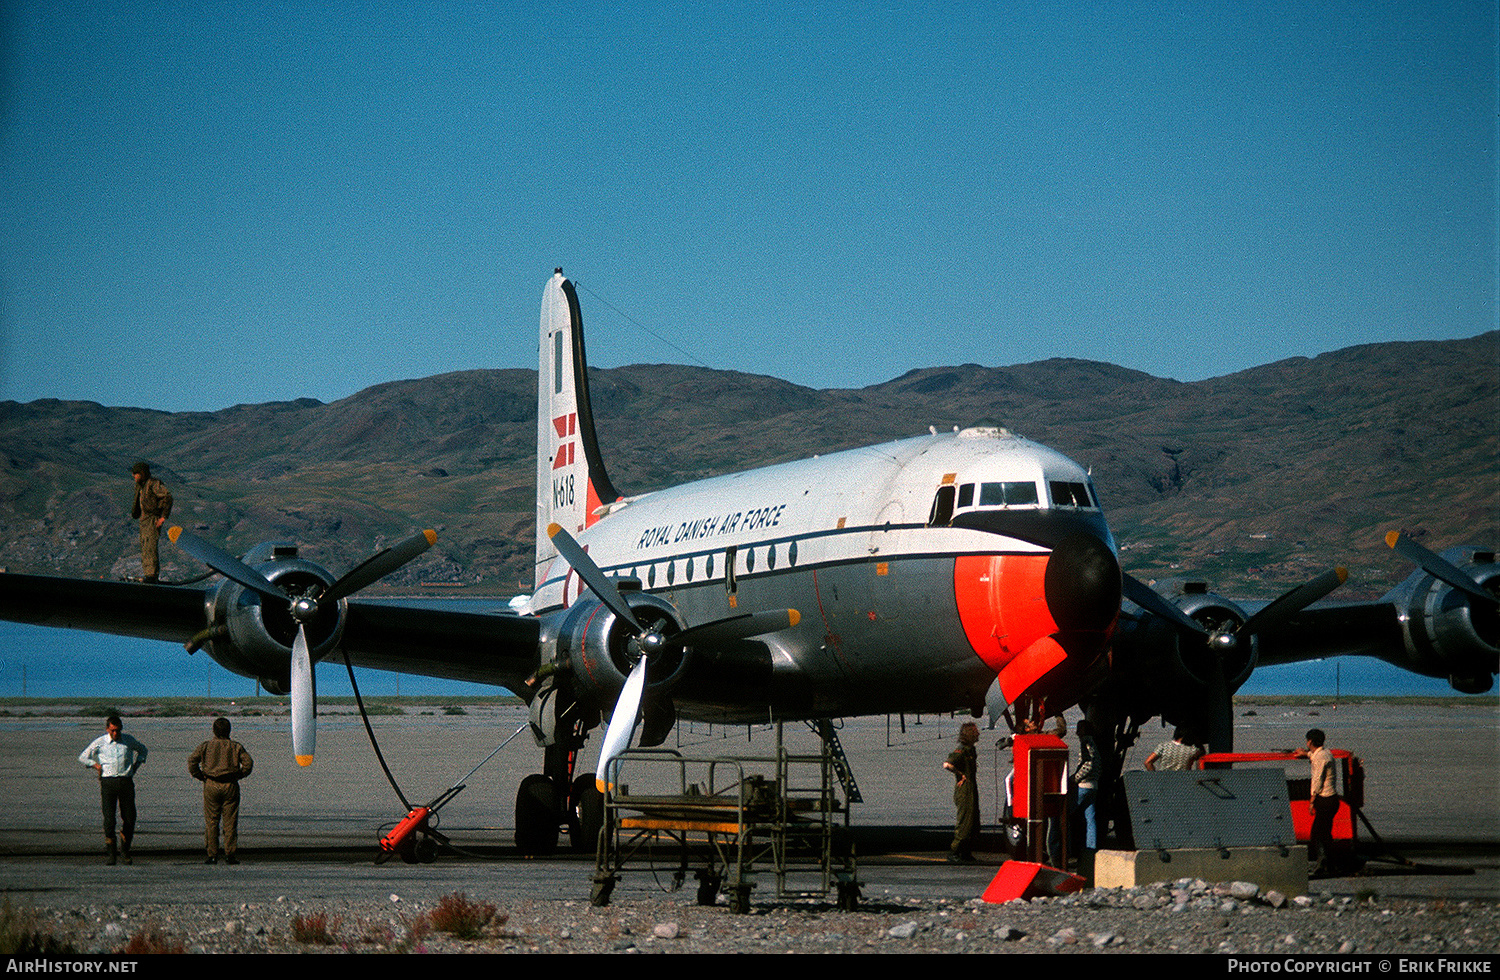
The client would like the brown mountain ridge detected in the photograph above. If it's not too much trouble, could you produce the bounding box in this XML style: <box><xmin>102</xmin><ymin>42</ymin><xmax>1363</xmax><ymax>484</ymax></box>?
<box><xmin>1</xmin><ymin>332</ymin><xmax>1494</xmax><ymax>601</ymax></box>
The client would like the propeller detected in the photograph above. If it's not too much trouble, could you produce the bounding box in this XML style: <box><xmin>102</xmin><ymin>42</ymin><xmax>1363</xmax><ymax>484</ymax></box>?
<box><xmin>1387</xmin><ymin>531</ymin><xmax>1498</xmax><ymax>607</ymax></box>
<box><xmin>1123</xmin><ymin>566</ymin><xmax>1347</xmax><ymax>750</ymax></box>
<box><xmin>169</xmin><ymin>527</ymin><xmax>437</xmax><ymax>765</ymax></box>
<box><xmin>545</xmin><ymin>524</ymin><xmax>798</xmax><ymax>792</ymax></box>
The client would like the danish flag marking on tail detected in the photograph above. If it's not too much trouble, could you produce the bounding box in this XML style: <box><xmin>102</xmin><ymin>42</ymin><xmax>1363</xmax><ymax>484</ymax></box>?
<box><xmin>553</xmin><ymin>413</ymin><xmax>577</xmax><ymax>470</ymax></box>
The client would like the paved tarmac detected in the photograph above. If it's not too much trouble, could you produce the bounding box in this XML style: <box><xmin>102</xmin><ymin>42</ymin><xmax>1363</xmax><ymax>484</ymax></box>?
<box><xmin>1</xmin><ymin>699</ymin><xmax>1495</xmax><ymax>912</ymax></box>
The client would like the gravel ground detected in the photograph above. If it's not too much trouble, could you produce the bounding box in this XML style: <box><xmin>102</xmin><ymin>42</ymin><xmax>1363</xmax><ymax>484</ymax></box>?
<box><xmin>12</xmin><ymin>878</ymin><xmax>1500</xmax><ymax>955</ymax></box>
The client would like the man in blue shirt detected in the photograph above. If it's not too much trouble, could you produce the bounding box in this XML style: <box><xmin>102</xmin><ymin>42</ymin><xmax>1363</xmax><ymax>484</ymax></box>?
<box><xmin>79</xmin><ymin>715</ymin><xmax>148</xmax><ymax>864</ymax></box>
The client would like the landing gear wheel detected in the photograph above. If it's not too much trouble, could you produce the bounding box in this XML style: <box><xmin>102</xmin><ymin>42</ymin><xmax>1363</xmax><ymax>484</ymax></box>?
<box><xmin>570</xmin><ymin>775</ymin><xmax>605</xmax><ymax>854</ymax></box>
<box><xmin>836</xmin><ymin>879</ymin><xmax>861</xmax><ymax>911</ymax></box>
<box><xmin>695</xmin><ymin>869</ymin><xmax>722</xmax><ymax>906</ymax></box>
<box><xmin>515</xmin><ymin>773</ymin><xmax>560</xmax><ymax>855</ymax></box>
<box><xmin>1003</xmin><ymin>804</ymin><xmax>1026</xmax><ymax>858</ymax></box>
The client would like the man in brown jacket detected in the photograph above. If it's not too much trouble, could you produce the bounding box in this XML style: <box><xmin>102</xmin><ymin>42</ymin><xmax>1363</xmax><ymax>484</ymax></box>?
<box><xmin>188</xmin><ymin>718</ymin><xmax>253</xmax><ymax>864</ymax></box>
<box><xmin>129</xmin><ymin>461</ymin><xmax>173</xmax><ymax>583</ymax></box>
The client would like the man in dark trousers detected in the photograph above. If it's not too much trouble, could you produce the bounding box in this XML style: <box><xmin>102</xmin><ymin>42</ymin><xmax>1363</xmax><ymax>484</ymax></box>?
<box><xmin>189</xmin><ymin>718</ymin><xmax>254</xmax><ymax>865</ymax></box>
<box><xmin>79</xmin><ymin>715</ymin><xmax>148</xmax><ymax>864</ymax></box>
<box><xmin>1296</xmin><ymin>727</ymin><xmax>1340</xmax><ymax>875</ymax></box>
<box><xmin>129</xmin><ymin>461</ymin><xmax>172</xmax><ymax>583</ymax></box>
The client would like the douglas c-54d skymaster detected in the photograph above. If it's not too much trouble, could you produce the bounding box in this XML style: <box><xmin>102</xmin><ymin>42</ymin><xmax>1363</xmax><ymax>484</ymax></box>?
<box><xmin>0</xmin><ymin>270</ymin><xmax>1495</xmax><ymax>853</ymax></box>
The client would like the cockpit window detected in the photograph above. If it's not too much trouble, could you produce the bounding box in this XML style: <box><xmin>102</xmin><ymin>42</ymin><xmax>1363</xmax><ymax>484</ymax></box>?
<box><xmin>1049</xmin><ymin>481</ymin><xmax>1096</xmax><ymax>508</ymax></box>
<box><xmin>959</xmin><ymin>481</ymin><xmax>1041</xmax><ymax>509</ymax></box>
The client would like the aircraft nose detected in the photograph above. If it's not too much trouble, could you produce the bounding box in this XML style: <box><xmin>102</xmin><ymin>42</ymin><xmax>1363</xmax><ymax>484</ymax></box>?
<box><xmin>1044</xmin><ymin>532</ymin><xmax>1122</xmax><ymax>634</ymax></box>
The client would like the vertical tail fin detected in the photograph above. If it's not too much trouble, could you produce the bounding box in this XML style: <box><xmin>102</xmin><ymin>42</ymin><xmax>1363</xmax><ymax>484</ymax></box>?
<box><xmin>536</xmin><ymin>270</ymin><xmax>622</xmax><ymax>591</ymax></box>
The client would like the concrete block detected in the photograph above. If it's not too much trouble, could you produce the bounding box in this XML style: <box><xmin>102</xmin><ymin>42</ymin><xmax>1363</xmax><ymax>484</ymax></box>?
<box><xmin>1093</xmin><ymin>846</ymin><xmax>1308</xmax><ymax>897</ymax></box>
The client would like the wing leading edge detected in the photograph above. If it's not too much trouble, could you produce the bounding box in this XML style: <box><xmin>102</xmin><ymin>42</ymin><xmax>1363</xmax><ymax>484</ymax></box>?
<box><xmin>0</xmin><ymin>571</ymin><xmax>543</xmax><ymax>696</ymax></box>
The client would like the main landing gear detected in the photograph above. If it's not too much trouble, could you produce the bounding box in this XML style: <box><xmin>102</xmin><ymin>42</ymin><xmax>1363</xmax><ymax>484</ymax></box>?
<box><xmin>514</xmin><ymin>745</ymin><xmax>605</xmax><ymax>856</ymax></box>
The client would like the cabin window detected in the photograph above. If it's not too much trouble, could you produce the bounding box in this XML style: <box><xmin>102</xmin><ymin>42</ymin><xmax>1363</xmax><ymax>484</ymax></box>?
<box><xmin>767</xmin><ymin>544</ymin><xmax>777</xmax><ymax>570</ymax></box>
<box><xmin>746</xmin><ymin>547</ymin><xmax>756</xmax><ymax>573</ymax></box>
<box><xmin>957</xmin><ymin>483</ymin><xmax>974</xmax><ymax>508</ymax></box>
<box><xmin>787</xmin><ymin>540</ymin><xmax>798</xmax><ymax>566</ymax></box>
<box><xmin>928</xmin><ymin>485</ymin><xmax>956</xmax><ymax>526</ymax></box>
<box><xmin>667</xmin><ymin>561</ymin><xmax>676</xmax><ymax>586</ymax></box>
<box><xmin>706</xmin><ymin>553</ymin><xmax>715</xmax><ymax>578</ymax></box>
<box><xmin>685</xmin><ymin>556</ymin><xmax>694</xmax><ymax>582</ymax></box>
<box><xmin>648</xmin><ymin>564</ymin><xmax>656</xmax><ymax>588</ymax></box>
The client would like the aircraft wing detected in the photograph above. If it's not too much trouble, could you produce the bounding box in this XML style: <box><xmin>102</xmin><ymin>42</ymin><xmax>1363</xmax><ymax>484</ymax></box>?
<box><xmin>0</xmin><ymin>572</ymin><xmax>543</xmax><ymax>694</ymax></box>
<box><xmin>1250</xmin><ymin>598</ymin><xmax>1405</xmax><ymax>670</ymax></box>
<box><xmin>341</xmin><ymin>597</ymin><xmax>541</xmax><ymax>687</ymax></box>
<box><xmin>0</xmin><ymin>573</ymin><xmax>206</xmax><ymax>644</ymax></box>
<box><xmin>1114</xmin><ymin>545</ymin><xmax>1497</xmax><ymax>750</ymax></box>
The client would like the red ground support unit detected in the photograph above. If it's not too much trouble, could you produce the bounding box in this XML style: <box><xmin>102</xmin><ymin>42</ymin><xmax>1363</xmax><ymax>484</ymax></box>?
<box><xmin>981</xmin><ymin>860</ymin><xmax>1086</xmax><ymax>902</ymax></box>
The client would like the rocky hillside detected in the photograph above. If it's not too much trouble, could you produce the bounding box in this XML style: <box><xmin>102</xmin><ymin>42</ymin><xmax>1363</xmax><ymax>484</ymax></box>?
<box><xmin>1</xmin><ymin>333</ymin><xmax>1493</xmax><ymax>600</ymax></box>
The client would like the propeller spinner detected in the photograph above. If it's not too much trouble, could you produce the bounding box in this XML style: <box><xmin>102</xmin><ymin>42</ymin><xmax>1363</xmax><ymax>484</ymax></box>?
<box><xmin>170</xmin><ymin>527</ymin><xmax>437</xmax><ymax>765</ymax></box>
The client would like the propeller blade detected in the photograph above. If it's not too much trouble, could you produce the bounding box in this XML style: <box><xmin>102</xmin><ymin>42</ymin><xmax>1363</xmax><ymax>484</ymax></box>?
<box><xmin>547</xmin><ymin>523</ymin><xmax>644</xmax><ymax>631</ymax></box>
<box><xmin>667</xmin><ymin>608</ymin><xmax>801</xmax><ymax>649</ymax></box>
<box><xmin>1387</xmin><ymin>532</ymin><xmax>1497</xmax><ymax>606</ymax></box>
<box><xmin>594</xmin><ymin>653</ymin><xmax>648</xmax><ymax>793</ymax></box>
<box><xmin>291</xmin><ymin>625</ymin><xmax>316</xmax><ymax>766</ymax></box>
<box><xmin>167</xmin><ymin>527</ymin><xmax>287</xmax><ymax>604</ymax></box>
<box><xmin>320</xmin><ymin>529</ymin><xmax>438</xmax><ymax>606</ymax></box>
<box><xmin>1238</xmin><ymin>567</ymin><xmax>1348</xmax><ymax>636</ymax></box>
<box><xmin>1121</xmin><ymin>573</ymin><xmax>1204</xmax><ymax>633</ymax></box>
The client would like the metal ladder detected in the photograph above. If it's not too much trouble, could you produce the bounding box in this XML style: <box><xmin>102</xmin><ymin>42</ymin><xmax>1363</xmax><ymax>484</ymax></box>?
<box><xmin>809</xmin><ymin>718</ymin><xmax>863</xmax><ymax>804</ymax></box>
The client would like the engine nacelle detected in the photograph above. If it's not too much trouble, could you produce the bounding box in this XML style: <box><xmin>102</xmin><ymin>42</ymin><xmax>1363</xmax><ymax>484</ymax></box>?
<box><xmin>1385</xmin><ymin>547</ymin><xmax>1498</xmax><ymax>693</ymax></box>
<box><xmin>551</xmin><ymin>589</ymin><xmax>690</xmax><ymax>709</ymax></box>
<box><xmin>202</xmin><ymin>541</ymin><xmax>345</xmax><ymax>691</ymax></box>
<box><xmin>1169</xmin><ymin>584</ymin><xmax>1258</xmax><ymax>691</ymax></box>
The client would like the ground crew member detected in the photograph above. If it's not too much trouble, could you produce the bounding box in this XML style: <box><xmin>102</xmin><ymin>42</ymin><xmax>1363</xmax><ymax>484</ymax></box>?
<box><xmin>189</xmin><ymin>718</ymin><xmax>254</xmax><ymax>864</ymax></box>
<box><xmin>1144</xmin><ymin>727</ymin><xmax>1202</xmax><ymax>771</ymax></box>
<box><xmin>944</xmin><ymin>721</ymin><xmax>981</xmax><ymax>863</ymax></box>
<box><xmin>129</xmin><ymin>461</ymin><xmax>172</xmax><ymax>583</ymax></box>
<box><xmin>79</xmin><ymin>715</ymin><xmax>148</xmax><ymax>865</ymax></box>
<box><xmin>1295</xmin><ymin>727</ymin><xmax>1340</xmax><ymax>875</ymax></box>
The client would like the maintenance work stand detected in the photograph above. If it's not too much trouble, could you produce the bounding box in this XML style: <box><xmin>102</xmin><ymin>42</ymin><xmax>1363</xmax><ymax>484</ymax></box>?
<box><xmin>591</xmin><ymin>722</ymin><xmax>861</xmax><ymax>913</ymax></box>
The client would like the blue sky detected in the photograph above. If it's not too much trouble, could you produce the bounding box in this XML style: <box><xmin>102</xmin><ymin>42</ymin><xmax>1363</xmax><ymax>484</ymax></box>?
<box><xmin>1</xmin><ymin>2</ymin><xmax>1493</xmax><ymax>413</ymax></box>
